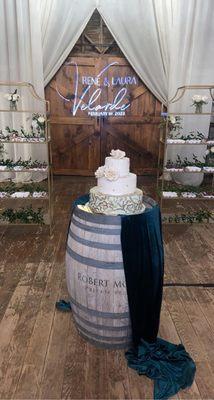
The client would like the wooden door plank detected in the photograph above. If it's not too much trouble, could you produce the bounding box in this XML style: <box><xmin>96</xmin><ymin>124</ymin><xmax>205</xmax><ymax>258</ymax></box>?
<box><xmin>130</xmin><ymin>86</ymin><xmax>148</xmax><ymax>100</ymax></box>
<box><xmin>103</xmin><ymin>125</ymin><xmax>157</xmax><ymax>159</ymax></box>
<box><xmin>50</xmin><ymin>117</ymin><xmax>94</xmax><ymax>125</ymax></box>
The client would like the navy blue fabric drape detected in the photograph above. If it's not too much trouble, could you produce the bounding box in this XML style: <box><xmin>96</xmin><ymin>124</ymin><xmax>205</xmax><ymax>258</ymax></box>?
<box><xmin>121</xmin><ymin>205</ymin><xmax>164</xmax><ymax>346</ymax></box>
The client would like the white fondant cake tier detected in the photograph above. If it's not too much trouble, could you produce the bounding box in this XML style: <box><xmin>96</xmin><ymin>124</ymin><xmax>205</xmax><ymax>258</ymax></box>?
<box><xmin>105</xmin><ymin>156</ymin><xmax>130</xmax><ymax>177</ymax></box>
<box><xmin>89</xmin><ymin>187</ymin><xmax>144</xmax><ymax>215</ymax></box>
<box><xmin>98</xmin><ymin>173</ymin><xmax>136</xmax><ymax>195</ymax></box>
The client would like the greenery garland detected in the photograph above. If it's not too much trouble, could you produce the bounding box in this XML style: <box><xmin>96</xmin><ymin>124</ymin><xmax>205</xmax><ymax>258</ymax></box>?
<box><xmin>162</xmin><ymin>209</ymin><xmax>212</xmax><ymax>224</ymax></box>
<box><xmin>0</xmin><ymin>113</ymin><xmax>46</xmax><ymax>142</ymax></box>
<box><xmin>0</xmin><ymin>143</ymin><xmax>4</xmax><ymax>157</ymax></box>
<box><xmin>166</xmin><ymin>154</ymin><xmax>214</xmax><ymax>169</ymax></box>
<box><xmin>0</xmin><ymin>157</ymin><xmax>47</xmax><ymax>169</ymax></box>
<box><xmin>0</xmin><ymin>181</ymin><xmax>47</xmax><ymax>195</ymax></box>
<box><xmin>174</xmin><ymin>130</ymin><xmax>205</xmax><ymax>141</ymax></box>
<box><xmin>0</xmin><ymin>205</ymin><xmax>44</xmax><ymax>224</ymax></box>
<box><xmin>158</xmin><ymin>184</ymin><xmax>214</xmax><ymax>196</ymax></box>
<box><xmin>159</xmin><ymin>115</ymin><xmax>182</xmax><ymax>132</ymax></box>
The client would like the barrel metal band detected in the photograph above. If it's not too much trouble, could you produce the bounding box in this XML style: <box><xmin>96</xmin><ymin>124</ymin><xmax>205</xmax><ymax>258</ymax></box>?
<box><xmin>72</xmin><ymin>308</ymin><xmax>131</xmax><ymax>331</ymax></box>
<box><xmin>76</xmin><ymin>322</ymin><xmax>132</xmax><ymax>342</ymax></box>
<box><xmin>79</xmin><ymin>331</ymin><xmax>132</xmax><ymax>349</ymax></box>
<box><xmin>70</xmin><ymin>296</ymin><xmax>130</xmax><ymax>318</ymax></box>
<box><xmin>66</xmin><ymin>245</ymin><xmax>124</xmax><ymax>269</ymax></box>
<box><xmin>74</xmin><ymin>207</ymin><xmax>121</xmax><ymax>225</ymax></box>
<box><xmin>71</xmin><ymin>216</ymin><xmax>121</xmax><ymax>235</ymax></box>
<box><xmin>68</xmin><ymin>228</ymin><xmax>122</xmax><ymax>251</ymax></box>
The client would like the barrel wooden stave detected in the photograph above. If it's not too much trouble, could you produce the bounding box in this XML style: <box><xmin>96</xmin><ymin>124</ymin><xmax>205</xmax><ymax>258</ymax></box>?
<box><xmin>66</xmin><ymin>208</ymin><xmax>132</xmax><ymax>349</ymax></box>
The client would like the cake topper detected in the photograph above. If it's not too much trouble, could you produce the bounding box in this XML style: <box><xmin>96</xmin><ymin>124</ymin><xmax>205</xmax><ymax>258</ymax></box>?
<box><xmin>110</xmin><ymin>149</ymin><xmax>126</xmax><ymax>159</ymax></box>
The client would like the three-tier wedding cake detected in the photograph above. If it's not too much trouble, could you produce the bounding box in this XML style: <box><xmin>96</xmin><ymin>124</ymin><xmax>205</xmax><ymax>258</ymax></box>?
<box><xmin>89</xmin><ymin>149</ymin><xmax>144</xmax><ymax>215</ymax></box>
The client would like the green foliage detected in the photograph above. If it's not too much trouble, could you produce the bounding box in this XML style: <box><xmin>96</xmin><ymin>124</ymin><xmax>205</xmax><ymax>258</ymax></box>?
<box><xmin>0</xmin><ymin>113</ymin><xmax>46</xmax><ymax>142</ymax></box>
<box><xmin>160</xmin><ymin>115</ymin><xmax>182</xmax><ymax>132</ymax></box>
<box><xmin>0</xmin><ymin>206</ymin><xmax>44</xmax><ymax>224</ymax></box>
<box><xmin>0</xmin><ymin>143</ymin><xmax>5</xmax><ymax>157</ymax></box>
<box><xmin>159</xmin><ymin>183</ymin><xmax>213</xmax><ymax>196</ymax></box>
<box><xmin>175</xmin><ymin>130</ymin><xmax>205</xmax><ymax>140</ymax></box>
<box><xmin>0</xmin><ymin>157</ymin><xmax>47</xmax><ymax>169</ymax></box>
<box><xmin>166</xmin><ymin>154</ymin><xmax>214</xmax><ymax>169</ymax></box>
<box><xmin>162</xmin><ymin>209</ymin><xmax>212</xmax><ymax>224</ymax></box>
<box><xmin>0</xmin><ymin>181</ymin><xmax>47</xmax><ymax>195</ymax></box>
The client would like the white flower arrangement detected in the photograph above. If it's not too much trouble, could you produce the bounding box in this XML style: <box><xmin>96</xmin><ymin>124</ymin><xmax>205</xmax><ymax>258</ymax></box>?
<box><xmin>95</xmin><ymin>165</ymin><xmax>119</xmax><ymax>181</ymax></box>
<box><xmin>31</xmin><ymin>113</ymin><xmax>45</xmax><ymax>131</ymax></box>
<box><xmin>192</xmin><ymin>95</ymin><xmax>208</xmax><ymax>105</ymax></box>
<box><xmin>167</xmin><ymin>139</ymin><xmax>185</xmax><ymax>144</ymax></box>
<box><xmin>104</xmin><ymin>168</ymin><xmax>119</xmax><ymax>181</ymax></box>
<box><xmin>168</xmin><ymin>115</ymin><xmax>176</xmax><ymax>124</ymax></box>
<box><xmin>110</xmin><ymin>149</ymin><xmax>126</xmax><ymax>159</ymax></box>
<box><xmin>192</xmin><ymin>95</ymin><xmax>208</xmax><ymax>113</ymax></box>
<box><xmin>160</xmin><ymin>114</ymin><xmax>182</xmax><ymax>134</ymax></box>
<box><xmin>162</xmin><ymin>191</ymin><xmax>178</xmax><ymax>198</ymax></box>
<box><xmin>185</xmin><ymin>166</ymin><xmax>202</xmax><ymax>172</ymax></box>
<box><xmin>95</xmin><ymin>166</ymin><xmax>106</xmax><ymax>178</ymax></box>
<box><xmin>181</xmin><ymin>192</ymin><xmax>197</xmax><ymax>198</ymax></box>
<box><xmin>4</xmin><ymin>89</ymin><xmax>20</xmax><ymax>110</ymax></box>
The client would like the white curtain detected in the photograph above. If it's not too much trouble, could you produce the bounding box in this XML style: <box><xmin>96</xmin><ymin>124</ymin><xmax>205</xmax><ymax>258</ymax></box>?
<box><xmin>98</xmin><ymin>0</ymin><xmax>171</xmax><ymax>105</ymax></box>
<box><xmin>166</xmin><ymin>0</ymin><xmax>214</xmax><ymax>184</ymax></box>
<box><xmin>97</xmin><ymin>0</ymin><xmax>214</xmax><ymax>186</ymax></box>
<box><xmin>40</xmin><ymin>0</ymin><xmax>97</xmax><ymax>86</ymax></box>
<box><xmin>0</xmin><ymin>0</ymin><xmax>46</xmax><ymax>182</ymax></box>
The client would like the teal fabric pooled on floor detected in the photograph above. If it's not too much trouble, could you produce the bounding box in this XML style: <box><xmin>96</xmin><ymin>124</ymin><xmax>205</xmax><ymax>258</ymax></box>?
<box><xmin>126</xmin><ymin>337</ymin><xmax>196</xmax><ymax>400</ymax></box>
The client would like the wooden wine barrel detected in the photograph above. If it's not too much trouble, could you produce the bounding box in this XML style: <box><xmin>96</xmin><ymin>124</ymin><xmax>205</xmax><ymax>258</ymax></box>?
<box><xmin>66</xmin><ymin>206</ymin><xmax>132</xmax><ymax>349</ymax></box>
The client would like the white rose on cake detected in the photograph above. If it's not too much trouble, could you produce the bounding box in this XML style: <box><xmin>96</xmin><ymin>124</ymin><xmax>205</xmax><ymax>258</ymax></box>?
<box><xmin>104</xmin><ymin>168</ymin><xmax>119</xmax><ymax>181</ymax></box>
<box><xmin>95</xmin><ymin>166</ymin><xmax>106</xmax><ymax>178</ymax></box>
<box><xmin>110</xmin><ymin>149</ymin><xmax>126</xmax><ymax>159</ymax></box>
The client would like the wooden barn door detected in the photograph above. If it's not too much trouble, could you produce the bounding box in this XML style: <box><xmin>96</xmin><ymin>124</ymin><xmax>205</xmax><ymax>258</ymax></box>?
<box><xmin>45</xmin><ymin>11</ymin><xmax>162</xmax><ymax>176</ymax></box>
<box><xmin>46</xmin><ymin>56</ymin><xmax>161</xmax><ymax>175</ymax></box>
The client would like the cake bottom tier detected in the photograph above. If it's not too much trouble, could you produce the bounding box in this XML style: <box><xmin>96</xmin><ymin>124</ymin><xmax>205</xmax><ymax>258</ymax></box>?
<box><xmin>89</xmin><ymin>187</ymin><xmax>144</xmax><ymax>215</ymax></box>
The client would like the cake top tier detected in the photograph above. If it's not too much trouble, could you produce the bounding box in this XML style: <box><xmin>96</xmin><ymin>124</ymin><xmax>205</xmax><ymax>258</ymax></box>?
<box><xmin>95</xmin><ymin>149</ymin><xmax>130</xmax><ymax>180</ymax></box>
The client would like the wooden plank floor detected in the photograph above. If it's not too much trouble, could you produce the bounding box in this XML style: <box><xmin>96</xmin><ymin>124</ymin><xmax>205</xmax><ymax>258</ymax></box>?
<box><xmin>0</xmin><ymin>176</ymin><xmax>214</xmax><ymax>400</ymax></box>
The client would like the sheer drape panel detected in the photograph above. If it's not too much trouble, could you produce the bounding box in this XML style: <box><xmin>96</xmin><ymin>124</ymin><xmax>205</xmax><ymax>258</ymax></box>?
<box><xmin>40</xmin><ymin>0</ymin><xmax>97</xmax><ymax>86</ymax></box>
<box><xmin>167</xmin><ymin>0</ymin><xmax>214</xmax><ymax>182</ymax></box>
<box><xmin>0</xmin><ymin>0</ymin><xmax>46</xmax><ymax>182</ymax></box>
<box><xmin>168</xmin><ymin>0</ymin><xmax>214</xmax><ymax>99</ymax></box>
<box><xmin>97</xmin><ymin>0</ymin><xmax>171</xmax><ymax>104</ymax></box>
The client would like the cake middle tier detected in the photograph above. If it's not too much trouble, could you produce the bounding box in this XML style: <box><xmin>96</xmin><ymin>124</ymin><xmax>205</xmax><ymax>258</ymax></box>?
<box><xmin>97</xmin><ymin>173</ymin><xmax>137</xmax><ymax>195</ymax></box>
<box><xmin>105</xmin><ymin>156</ymin><xmax>130</xmax><ymax>177</ymax></box>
